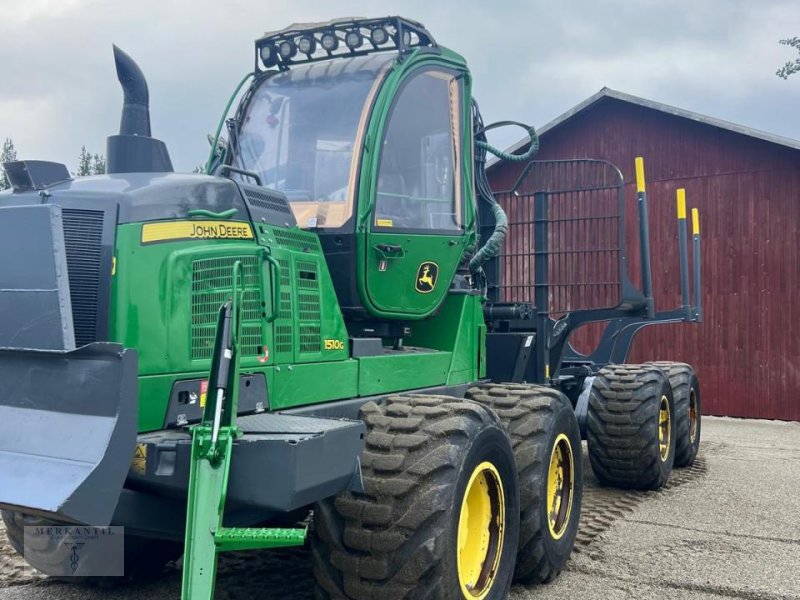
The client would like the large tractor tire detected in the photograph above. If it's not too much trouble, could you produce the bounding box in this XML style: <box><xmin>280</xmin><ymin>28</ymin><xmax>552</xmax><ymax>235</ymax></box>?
<box><xmin>466</xmin><ymin>383</ymin><xmax>582</xmax><ymax>585</ymax></box>
<box><xmin>311</xmin><ymin>394</ymin><xmax>520</xmax><ymax>600</ymax></box>
<box><xmin>587</xmin><ymin>364</ymin><xmax>676</xmax><ymax>490</ymax></box>
<box><xmin>1</xmin><ymin>510</ymin><xmax>181</xmax><ymax>584</ymax></box>
<box><xmin>646</xmin><ymin>362</ymin><xmax>701</xmax><ymax>468</ymax></box>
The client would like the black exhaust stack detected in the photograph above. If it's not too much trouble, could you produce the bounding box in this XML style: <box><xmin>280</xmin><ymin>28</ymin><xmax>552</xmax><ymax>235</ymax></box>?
<box><xmin>106</xmin><ymin>45</ymin><xmax>173</xmax><ymax>174</ymax></box>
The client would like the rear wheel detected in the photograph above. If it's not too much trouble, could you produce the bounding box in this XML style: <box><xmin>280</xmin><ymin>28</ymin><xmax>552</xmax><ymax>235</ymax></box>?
<box><xmin>587</xmin><ymin>364</ymin><xmax>676</xmax><ymax>490</ymax></box>
<box><xmin>466</xmin><ymin>383</ymin><xmax>582</xmax><ymax>584</ymax></box>
<box><xmin>311</xmin><ymin>394</ymin><xmax>520</xmax><ymax>600</ymax></box>
<box><xmin>1</xmin><ymin>510</ymin><xmax>181</xmax><ymax>584</ymax></box>
<box><xmin>646</xmin><ymin>362</ymin><xmax>701</xmax><ymax>467</ymax></box>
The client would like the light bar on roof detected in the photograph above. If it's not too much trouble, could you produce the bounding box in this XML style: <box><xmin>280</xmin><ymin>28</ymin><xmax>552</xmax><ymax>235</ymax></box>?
<box><xmin>254</xmin><ymin>16</ymin><xmax>437</xmax><ymax>71</ymax></box>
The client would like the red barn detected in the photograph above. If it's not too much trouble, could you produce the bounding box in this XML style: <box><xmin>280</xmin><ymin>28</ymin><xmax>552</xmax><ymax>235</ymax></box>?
<box><xmin>487</xmin><ymin>88</ymin><xmax>800</xmax><ymax>421</ymax></box>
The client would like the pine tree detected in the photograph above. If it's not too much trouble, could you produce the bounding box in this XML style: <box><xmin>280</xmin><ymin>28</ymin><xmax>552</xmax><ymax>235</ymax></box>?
<box><xmin>92</xmin><ymin>154</ymin><xmax>106</xmax><ymax>175</ymax></box>
<box><xmin>76</xmin><ymin>146</ymin><xmax>93</xmax><ymax>176</ymax></box>
<box><xmin>0</xmin><ymin>138</ymin><xmax>18</xmax><ymax>190</ymax></box>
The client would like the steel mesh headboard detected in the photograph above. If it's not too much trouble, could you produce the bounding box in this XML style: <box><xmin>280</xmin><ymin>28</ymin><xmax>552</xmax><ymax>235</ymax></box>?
<box><xmin>492</xmin><ymin>159</ymin><xmax>627</xmax><ymax>317</ymax></box>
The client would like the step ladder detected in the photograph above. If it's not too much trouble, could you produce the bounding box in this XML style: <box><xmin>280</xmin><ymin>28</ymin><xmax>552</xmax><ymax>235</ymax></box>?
<box><xmin>181</xmin><ymin>263</ymin><xmax>306</xmax><ymax>600</ymax></box>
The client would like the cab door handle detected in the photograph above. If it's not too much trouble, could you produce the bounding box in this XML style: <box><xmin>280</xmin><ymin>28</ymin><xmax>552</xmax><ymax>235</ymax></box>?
<box><xmin>373</xmin><ymin>243</ymin><xmax>406</xmax><ymax>259</ymax></box>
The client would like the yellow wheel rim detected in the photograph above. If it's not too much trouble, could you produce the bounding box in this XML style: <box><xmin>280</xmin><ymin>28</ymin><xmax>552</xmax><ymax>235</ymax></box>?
<box><xmin>658</xmin><ymin>395</ymin><xmax>671</xmax><ymax>461</ymax></box>
<box><xmin>546</xmin><ymin>433</ymin><xmax>574</xmax><ymax>540</ymax></box>
<box><xmin>688</xmin><ymin>389</ymin><xmax>698</xmax><ymax>444</ymax></box>
<box><xmin>457</xmin><ymin>461</ymin><xmax>505</xmax><ymax>599</ymax></box>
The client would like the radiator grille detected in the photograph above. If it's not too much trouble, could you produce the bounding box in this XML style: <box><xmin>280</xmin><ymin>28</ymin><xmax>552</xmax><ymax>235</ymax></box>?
<box><xmin>191</xmin><ymin>256</ymin><xmax>263</xmax><ymax>360</ymax></box>
<box><xmin>62</xmin><ymin>209</ymin><xmax>104</xmax><ymax>346</ymax></box>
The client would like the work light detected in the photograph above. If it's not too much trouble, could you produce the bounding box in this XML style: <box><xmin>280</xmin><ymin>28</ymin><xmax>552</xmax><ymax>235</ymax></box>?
<box><xmin>370</xmin><ymin>27</ymin><xmax>388</xmax><ymax>45</ymax></box>
<box><xmin>345</xmin><ymin>30</ymin><xmax>363</xmax><ymax>50</ymax></box>
<box><xmin>279</xmin><ymin>40</ymin><xmax>297</xmax><ymax>60</ymax></box>
<box><xmin>321</xmin><ymin>32</ymin><xmax>339</xmax><ymax>52</ymax></box>
<box><xmin>259</xmin><ymin>44</ymin><xmax>278</xmax><ymax>67</ymax></box>
<box><xmin>297</xmin><ymin>35</ymin><xmax>316</xmax><ymax>55</ymax></box>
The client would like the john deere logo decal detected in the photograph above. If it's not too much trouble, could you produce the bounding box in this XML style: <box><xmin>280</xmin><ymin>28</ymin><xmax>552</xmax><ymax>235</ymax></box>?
<box><xmin>415</xmin><ymin>261</ymin><xmax>439</xmax><ymax>294</ymax></box>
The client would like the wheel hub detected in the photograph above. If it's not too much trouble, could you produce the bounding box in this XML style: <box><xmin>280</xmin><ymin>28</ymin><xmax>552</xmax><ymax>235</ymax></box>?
<box><xmin>457</xmin><ymin>461</ymin><xmax>505</xmax><ymax>599</ymax></box>
<box><xmin>658</xmin><ymin>395</ymin><xmax>671</xmax><ymax>461</ymax></box>
<box><xmin>547</xmin><ymin>433</ymin><xmax>574</xmax><ymax>539</ymax></box>
<box><xmin>689</xmin><ymin>390</ymin><xmax>698</xmax><ymax>444</ymax></box>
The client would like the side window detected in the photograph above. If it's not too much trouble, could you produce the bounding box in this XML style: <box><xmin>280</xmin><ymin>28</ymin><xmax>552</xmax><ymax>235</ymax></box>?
<box><xmin>374</xmin><ymin>70</ymin><xmax>462</xmax><ymax>232</ymax></box>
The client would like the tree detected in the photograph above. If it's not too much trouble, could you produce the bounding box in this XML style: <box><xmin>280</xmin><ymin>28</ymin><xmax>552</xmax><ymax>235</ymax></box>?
<box><xmin>776</xmin><ymin>37</ymin><xmax>800</xmax><ymax>79</ymax></box>
<box><xmin>76</xmin><ymin>146</ymin><xmax>93</xmax><ymax>176</ymax></box>
<box><xmin>0</xmin><ymin>138</ymin><xmax>17</xmax><ymax>190</ymax></box>
<box><xmin>92</xmin><ymin>153</ymin><xmax>106</xmax><ymax>175</ymax></box>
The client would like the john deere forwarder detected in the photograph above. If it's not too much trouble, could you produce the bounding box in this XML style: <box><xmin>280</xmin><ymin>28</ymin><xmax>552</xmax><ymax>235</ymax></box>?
<box><xmin>0</xmin><ymin>17</ymin><xmax>704</xmax><ymax>600</ymax></box>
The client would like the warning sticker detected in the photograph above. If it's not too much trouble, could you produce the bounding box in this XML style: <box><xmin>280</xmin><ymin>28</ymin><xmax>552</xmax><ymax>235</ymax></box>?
<box><xmin>200</xmin><ymin>380</ymin><xmax>208</xmax><ymax>409</ymax></box>
<box><xmin>141</xmin><ymin>220</ymin><xmax>254</xmax><ymax>244</ymax></box>
<box><xmin>131</xmin><ymin>444</ymin><xmax>147</xmax><ymax>475</ymax></box>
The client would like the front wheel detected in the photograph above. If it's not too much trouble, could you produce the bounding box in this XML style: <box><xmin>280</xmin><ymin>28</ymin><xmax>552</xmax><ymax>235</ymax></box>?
<box><xmin>312</xmin><ymin>394</ymin><xmax>520</xmax><ymax>600</ymax></box>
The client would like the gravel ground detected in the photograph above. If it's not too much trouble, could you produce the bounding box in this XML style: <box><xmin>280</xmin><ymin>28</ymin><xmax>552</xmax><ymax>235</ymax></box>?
<box><xmin>1</xmin><ymin>416</ymin><xmax>798</xmax><ymax>599</ymax></box>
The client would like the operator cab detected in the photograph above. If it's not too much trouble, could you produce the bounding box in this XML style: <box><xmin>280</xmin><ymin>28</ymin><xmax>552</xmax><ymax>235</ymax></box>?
<box><xmin>231</xmin><ymin>18</ymin><xmax>473</xmax><ymax>322</ymax></box>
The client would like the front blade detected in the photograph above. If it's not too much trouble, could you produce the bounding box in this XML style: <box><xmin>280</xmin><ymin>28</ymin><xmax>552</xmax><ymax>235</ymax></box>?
<box><xmin>0</xmin><ymin>343</ymin><xmax>137</xmax><ymax>526</ymax></box>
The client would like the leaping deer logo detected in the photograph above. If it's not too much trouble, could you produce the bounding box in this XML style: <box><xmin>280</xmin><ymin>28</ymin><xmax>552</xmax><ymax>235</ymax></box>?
<box><xmin>415</xmin><ymin>262</ymin><xmax>438</xmax><ymax>293</ymax></box>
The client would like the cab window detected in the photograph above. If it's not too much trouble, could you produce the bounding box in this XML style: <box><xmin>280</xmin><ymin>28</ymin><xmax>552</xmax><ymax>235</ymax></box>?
<box><xmin>374</xmin><ymin>70</ymin><xmax>462</xmax><ymax>232</ymax></box>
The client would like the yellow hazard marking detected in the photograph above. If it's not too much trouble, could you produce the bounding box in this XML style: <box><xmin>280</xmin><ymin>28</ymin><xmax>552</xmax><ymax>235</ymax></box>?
<box><xmin>692</xmin><ymin>208</ymin><xmax>700</xmax><ymax>235</ymax></box>
<box><xmin>545</xmin><ymin>364</ymin><xmax>550</xmax><ymax>379</ymax></box>
<box><xmin>141</xmin><ymin>220</ymin><xmax>254</xmax><ymax>244</ymax></box>
<box><xmin>676</xmin><ymin>189</ymin><xmax>687</xmax><ymax>219</ymax></box>
<box><xmin>635</xmin><ymin>156</ymin><xmax>646</xmax><ymax>193</ymax></box>
<box><xmin>376</xmin><ymin>218</ymin><xmax>394</xmax><ymax>227</ymax></box>
<box><xmin>111</xmin><ymin>256</ymin><xmax>117</xmax><ymax>275</ymax></box>
<box><xmin>131</xmin><ymin>444</ymin><xmax>147</xmax><ymax>475</ymax></box>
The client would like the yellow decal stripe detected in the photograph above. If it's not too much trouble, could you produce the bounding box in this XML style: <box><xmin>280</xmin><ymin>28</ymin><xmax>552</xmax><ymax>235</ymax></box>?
<box><xmin>141</xmin><ymin>220</ymin><xmax>254</xmax><ymax>244</ymax></box>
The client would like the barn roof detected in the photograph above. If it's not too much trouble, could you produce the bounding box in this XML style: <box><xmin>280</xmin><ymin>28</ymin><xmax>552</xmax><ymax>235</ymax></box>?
<box><xmin>490</xmin><ymin>87</ymin><xmax>800</xmax><ymax>169</ymax></box>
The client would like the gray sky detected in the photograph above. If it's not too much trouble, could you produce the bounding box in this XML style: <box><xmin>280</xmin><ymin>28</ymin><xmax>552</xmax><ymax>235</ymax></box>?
<box><xmin>1</xmin><ymin>0</ymin><xmax>798</xmax><ymax>172</ymax></box>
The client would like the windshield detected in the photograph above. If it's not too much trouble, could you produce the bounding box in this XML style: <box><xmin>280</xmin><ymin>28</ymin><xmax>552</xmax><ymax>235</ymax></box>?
<box><xmin>235</xmin><ymin>54</ymin><xmax>394</xmax><ymax>229</ymax></box>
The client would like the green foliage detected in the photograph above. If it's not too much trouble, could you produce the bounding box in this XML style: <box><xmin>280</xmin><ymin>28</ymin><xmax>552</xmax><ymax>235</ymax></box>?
<box><xmin>776</xmin><ymin>37</ymin><xmax>800</xmax><ymax>80</ymax></box>
<box><xmin>0</xmin><ymin>138</ymin><xmax>17</xmax><ymax>190</ymax></box>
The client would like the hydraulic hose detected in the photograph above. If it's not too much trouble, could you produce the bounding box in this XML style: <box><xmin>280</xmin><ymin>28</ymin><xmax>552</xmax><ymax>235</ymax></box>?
<box><xmin>204</xmin><ymin>73</ymin><xmax>254</xmax><ymax>174</ymax></box>
<box><xmin>469</xmin><ymin>103</ymin><xmax>539</xmax><ymax>274</ymax></box>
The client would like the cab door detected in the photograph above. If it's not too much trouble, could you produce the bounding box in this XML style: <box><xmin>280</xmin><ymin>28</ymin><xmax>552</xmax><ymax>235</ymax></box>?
<box><xmin>364</xmin><ymin>68</ymin><xmax>467</xmax><ymax>318</ymax></box>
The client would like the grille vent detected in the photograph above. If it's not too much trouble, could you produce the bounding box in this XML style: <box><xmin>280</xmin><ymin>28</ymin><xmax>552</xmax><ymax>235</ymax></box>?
<box><xmin>191</xmin><ymin>256</ymin><xmax>263</xmax><ymax>360</ymax></box>
<box><xmin>243</xmin><ymin>188</ymin><xmax>292</xmax><ymax>215</ymax></box>
<box><xmin>62</xmin><ymin>209</ymin><xmax>104</xmax><ymax>346</ymax></box>
<box><xmin>274</xmin><ymin>258</ymin><xmax>293</xmax><ymax>355</ymax></box>
<box><xmin>272</xmin><ymin>228</ymin><xmax>320</xmax><ymax>252</ymax></box>
<box><xmin>296</xmin><ymin>260</ymin><xmax>321</xmax><ymax>354</ymax></box>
